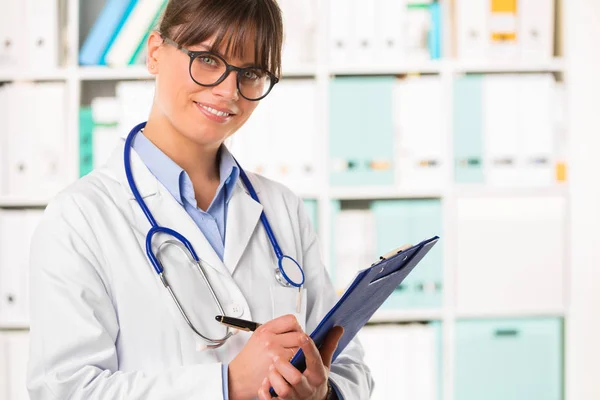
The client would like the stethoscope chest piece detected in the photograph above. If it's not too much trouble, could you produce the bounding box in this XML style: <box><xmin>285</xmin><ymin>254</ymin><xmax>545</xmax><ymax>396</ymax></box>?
<box><xmin>275</xmin><ymin>255</ymin><xmax>305</xmax><ymax>288</ymax></box>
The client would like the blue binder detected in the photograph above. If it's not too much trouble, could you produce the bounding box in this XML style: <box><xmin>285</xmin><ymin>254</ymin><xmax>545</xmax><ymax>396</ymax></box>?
<box><xmin>270</xmin><ymin>236</ymin><xmax>439</xmax><ymax>396</ymax></box>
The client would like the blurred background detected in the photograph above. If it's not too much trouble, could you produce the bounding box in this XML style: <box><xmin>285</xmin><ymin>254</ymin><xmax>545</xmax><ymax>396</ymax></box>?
<box><xmin>1</xmin><ymin>0</ymin><xmax>599</xmax><ymax>399</ymax></box>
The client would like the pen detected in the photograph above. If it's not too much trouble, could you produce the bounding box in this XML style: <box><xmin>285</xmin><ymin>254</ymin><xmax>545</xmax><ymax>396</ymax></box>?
<box><xmin>215</xmin><ymin>315</ymin><xmax>261</xmax><ymax>332</ymax></box>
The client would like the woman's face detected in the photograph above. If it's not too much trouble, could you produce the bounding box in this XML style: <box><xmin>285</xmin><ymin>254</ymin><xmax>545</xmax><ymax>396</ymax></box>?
<box><xmin>148</xmin><ymin>32</ymin><xmax>261</xmax><ymax>149</ymax></box>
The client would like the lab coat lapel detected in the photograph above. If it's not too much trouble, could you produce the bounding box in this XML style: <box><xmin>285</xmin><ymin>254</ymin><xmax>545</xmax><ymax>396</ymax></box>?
<box><xmin>107</xmin><ymin>140</ymin><xmax>230</xmax><ymax>278</ymax></box>
<box><xmin>224</xmin><ymin>177</ymin><xmax>263</xmax><ymax>273</ymax></box>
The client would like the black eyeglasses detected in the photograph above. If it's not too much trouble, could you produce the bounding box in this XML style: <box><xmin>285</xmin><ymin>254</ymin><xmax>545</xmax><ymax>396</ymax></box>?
<box><xmin>161</xmin><ymin>36</ymin><xmax>279</xmax><ymax>101</ymax></box>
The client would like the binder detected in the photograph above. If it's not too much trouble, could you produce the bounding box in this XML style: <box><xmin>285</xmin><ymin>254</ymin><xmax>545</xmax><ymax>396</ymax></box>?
<box><xmin>0</xmin><ymin>1</ymin><xmax>26</xmax><ymax>67</ymax></box>
<box><xmin>405</xmin><ymin>2</ymin><xmax>433</xmax><ymax>61</ymax></box>
<box><xmin>455</xmin><ymin>0</ymin><xmax>488</xmax><ymax>59</ymax></box>
<box><xmin>128</xmin><ymin>0</ymin><xmax>168</xmax><ymax>65</ymax></box>
<box><xmin>352</xmin><ymin>0</ymin><xmax>377</xmax><ymax>63</ymax></box>
<box><xmin>488</xmin><ymin>0</ymin><xmax>518</xmax><ymax>59</ymax></box>
<box><xmin>287</xmin><ymin>236</ymin><xmax>439</xmax><ymax>374</ymax></box>
<box><xmin>375</xmin><ymin>0</ymin><xmax>406</xmax><ymax>63</ymax></box>
<box><xmin>79</xmin><ymin>0</ymin><xmax>138</xmax><ymax>65</ymax></box>
<box><xmin>454</xmin><ymin>76</ymin><xmax>484</xmax><ymax>183</ymax></box>
<box><xmin>518</xmin><ymin>0</ymin><xmax>555</xmax><ymax>60</ymax></box>
<box><xmin>517</xmin><ymin>74</ymin><xmax>555</xmax><ymax>185</ymax></box>
<box><xmin>105</xmin><ymin>0</ymin><xmax>165</xmax><ymax>67</ymax></box>
<box><xmin>25</xmin><ymin>0</ymin><xmax>60</xmax><ymax>70</ymax></box>
<box><xmin>0</xmin><ymin>332</ymin><xmax>30</xmax><ymax>400</ymax></box>
<box><xmin>328</xmin><ymin>0</ymin><xmax>353</xmax><ymax>64</ymax></box>
<box><xmin>483</xmin><ymin>74</ymin><xmax>520</xmax><ymax>186</ymax></box>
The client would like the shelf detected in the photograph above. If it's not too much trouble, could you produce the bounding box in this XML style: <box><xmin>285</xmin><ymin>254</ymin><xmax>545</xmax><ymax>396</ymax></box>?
<box><xmin>0</xmin><ymin>323</ymin><xmax>30</xmax><ymax>331</ymax></box>
<box><xmin>452</xmin><ymin>58</ymin><xmax>565</xmax><ymax>73</ymax></box>
<box><xmin>455</xmin><ymin>308</ymin><xmax>567</xmax><ymax>319</ymax></box>
<box><xmin>369</xmin><ymin>308</ymin><xmax>444</xmax><ymax>323</ymax></box>
<box><xmin>329</xmin><ymin>60</ymin><xmax>443</xmax><ymax>76</ymax></box>
<box><xmin>0</xmin><ymin>69</ymin><xmax>69</xmax><ymax>81</ymax></box>
<box><xmin>330</xmin><ymin>186</ymin><xmax>443</xmax><ymax>200</ymax></box>
<box><xmin>78</xmin><ymin>66</ymin><xmax>153</xmax><ymax>81</ymax></box>
<box><xmin>0</xmin><ymin>197</ymin><xmax>49</xmax><ymax>208</ymax></box>
<box><xmin>452</xmin><ymin>184</ymin><xmax>568</xmax><ymax>198</ymax></box>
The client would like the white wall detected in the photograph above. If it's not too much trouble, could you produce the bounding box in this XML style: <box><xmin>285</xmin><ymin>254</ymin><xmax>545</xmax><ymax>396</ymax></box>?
<box><xmin>565</xmin><ymin>0</ymin><xmax>600</xmax><ymax>398</ymax></box>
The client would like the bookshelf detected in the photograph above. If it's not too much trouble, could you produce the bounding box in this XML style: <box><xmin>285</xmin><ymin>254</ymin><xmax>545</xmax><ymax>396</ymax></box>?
<box><xmin>1</xmin><ymin>0</ymin><xmax>595</xmax><ymax>399</ymax></box>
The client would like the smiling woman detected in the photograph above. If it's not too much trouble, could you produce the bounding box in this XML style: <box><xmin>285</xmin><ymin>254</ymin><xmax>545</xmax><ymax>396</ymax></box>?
<box><xmin>26</xmin><ymin>1</ymin><xmax>374</xmax><ymax>399</ymax></box>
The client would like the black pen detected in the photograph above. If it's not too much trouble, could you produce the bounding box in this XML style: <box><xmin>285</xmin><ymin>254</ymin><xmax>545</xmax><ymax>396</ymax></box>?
<box><xmin>215</xmin><ymin>315</ymin><xmax>262</xmax><ymax>332</ymax></box>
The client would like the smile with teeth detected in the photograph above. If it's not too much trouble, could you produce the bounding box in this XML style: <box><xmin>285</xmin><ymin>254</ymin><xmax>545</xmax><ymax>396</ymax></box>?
<box><xmin>197</xmin><ymin>103</ymin><xmax>232</xmax><ymax>117</ymax></box>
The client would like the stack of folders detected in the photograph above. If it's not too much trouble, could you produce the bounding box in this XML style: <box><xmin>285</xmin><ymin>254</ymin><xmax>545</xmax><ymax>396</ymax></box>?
<box><xmin>0</xmin><ymin>330</ymin><xmax>30</xmax><ymax>400</ymax></box>
<box><xmin>79</xmin><ymin>0</ymin><xmax>316</xmax><ymax>67</ymax></box>
<box><xmin>0</xmin><ymin>83</ymin><xmax>70</xmax><ymax>198</ymax></box>
<box><xmin>358</xmin><ymin>323</ymin><xmax>441</xmax><ymax>400</ymax></box>
<box><xmin>454</xmin><ymin>73</ymin><xmax>565</xmax><ymax>186</ymax></box>
<box><xmin>80</xmin><ymin>81</ymin><xmax>156</xmax><ymax>175</ymax></box>
<box><xmin>332</xmin><ymin>200</ymin><xmax>442</xmax><ymax>308</ymax></box>
<box><xmin>329</xmin><ymin>76</ymin><xmax>444</xmax><ymax>190</ymax></box>
<box><xmin>227</xmin><ymin>80</ymin><xmax>319</xmax><ymax>195</ymax></box>
<box><xmin>328</xmin><ymin>0</ymin><xmax>442</xmax><ymax>65</ymax></box>
<box><xmin>0</xmin><ymin>0</ymin><xmax>64</xmax><ymax>71</ymax></box>
<box><xmin>455</xmin><ymin>0</ymin><xmax>555</xmax><ymax>61</ymax></box>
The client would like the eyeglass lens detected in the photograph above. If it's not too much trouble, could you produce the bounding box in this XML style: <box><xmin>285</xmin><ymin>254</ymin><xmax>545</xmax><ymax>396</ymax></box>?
<box><xmin>191</xmin><ymin>53</ymin><xmax>273</xmax><ymax>100</ymax></box>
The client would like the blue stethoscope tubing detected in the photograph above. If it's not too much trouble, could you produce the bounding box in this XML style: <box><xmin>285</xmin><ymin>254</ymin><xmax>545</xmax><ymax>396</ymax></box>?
<box><xmin>124</xmin><ymin>121</ymin><xmax>305</xmax><ymax>289</ymax></box>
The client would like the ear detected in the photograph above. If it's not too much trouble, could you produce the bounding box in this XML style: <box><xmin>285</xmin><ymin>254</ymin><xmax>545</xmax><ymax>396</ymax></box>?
<box><xmin>146</xmin><ymin>31</ymin><xmax>164</xmax><ymax>75</ymax></box>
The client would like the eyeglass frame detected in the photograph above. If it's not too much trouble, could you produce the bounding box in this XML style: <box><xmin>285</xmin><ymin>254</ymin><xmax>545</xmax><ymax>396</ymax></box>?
<box><xmin>159</xmin><ymin>33</ymin><xmax>280</xmax><ymax>101</ymax></box>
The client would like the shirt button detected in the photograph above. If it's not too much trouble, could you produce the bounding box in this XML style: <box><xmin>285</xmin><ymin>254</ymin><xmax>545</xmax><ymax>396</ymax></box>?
<box><xmin>227</xmin><ymin>303</ymin><xmax>244</xmax><ymax>317</ymax></box>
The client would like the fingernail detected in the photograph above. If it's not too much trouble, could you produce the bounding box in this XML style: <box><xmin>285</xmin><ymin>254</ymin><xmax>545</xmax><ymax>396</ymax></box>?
<box><xmin>273</xmin><ymin>355</ymin><xmax>280</xmax><ymax>363</ymax></box>
<box><xmin>262</xmin><ymin>377</ymin><xmax>267</xmax><ymax>385</ymax></box>
<box><xmin>269</xmin><ymin>364</ymin><xmax>275</xmax><ymax>371</ymax></box>
<box><xmin>303</xmin><ymin>334</ymin><xmax>310</xmax><ymax>344</ymax></box>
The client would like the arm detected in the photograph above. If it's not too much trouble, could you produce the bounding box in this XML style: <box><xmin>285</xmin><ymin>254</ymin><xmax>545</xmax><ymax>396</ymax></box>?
<box><xmin>27</xmin><ymin>196</ymin><xmax>225</xmax><ymax>400</ymax></box>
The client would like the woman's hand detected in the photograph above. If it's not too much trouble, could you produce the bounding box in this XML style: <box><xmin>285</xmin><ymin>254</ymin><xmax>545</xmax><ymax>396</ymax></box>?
<box><xmin>257</xmin><ymin>326</ymin><xmax>344</xmax><ymax>400</ymax></box>
<box><xmin>228</xmin><ymin>314</ymin><xmax>308</xmax><ymax>400</ymax></box>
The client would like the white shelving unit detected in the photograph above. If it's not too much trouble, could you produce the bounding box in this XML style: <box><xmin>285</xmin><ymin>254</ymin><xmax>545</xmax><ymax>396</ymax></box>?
<box><xmin>0</xmin><ymin>0</ymin><xmax>587</xmax><ymax>399</ymax></box>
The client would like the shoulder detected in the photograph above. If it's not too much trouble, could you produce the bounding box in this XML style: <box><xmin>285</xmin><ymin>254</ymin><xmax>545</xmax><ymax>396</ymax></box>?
<box><xmin>41</xmin><ymin>167</ymin><xmax>126</xmax><ymax>229</ymax></box>
<box><xmin>243</xmin><ymin>171</ymin><xmax>303</xmax><ymax>209</ymax></box>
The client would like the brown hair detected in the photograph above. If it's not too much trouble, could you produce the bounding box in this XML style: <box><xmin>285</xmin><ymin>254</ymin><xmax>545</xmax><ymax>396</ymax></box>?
<box><xmin>159</xmin><ymin>0</ymin><xmax>284</xmax><ymax>78</ymax></box>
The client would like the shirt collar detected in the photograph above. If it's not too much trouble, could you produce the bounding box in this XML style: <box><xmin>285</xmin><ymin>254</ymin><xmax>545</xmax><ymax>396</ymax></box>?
<box><xmin>132</xmin><ymin>132</ymin><xmax>239</xmax><ymax>207</ymax></box>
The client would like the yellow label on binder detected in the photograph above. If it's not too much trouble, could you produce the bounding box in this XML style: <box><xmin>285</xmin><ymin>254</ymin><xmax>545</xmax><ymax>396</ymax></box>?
<box><xmin>491</xmin><ymin>0</ymin><xmax>517</xmax><ymax>13</ymax></box>
<box><xmin>556</xmin><ymin>162</ymin><xmax>567</xmax><ymax>182</ymax></box>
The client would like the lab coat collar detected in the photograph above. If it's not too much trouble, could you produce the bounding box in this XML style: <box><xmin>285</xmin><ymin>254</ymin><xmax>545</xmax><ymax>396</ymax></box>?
<box><xmin>106</xmin><ymin>139</ymin><xmax>263</xmax><ymax>276</ymax></box>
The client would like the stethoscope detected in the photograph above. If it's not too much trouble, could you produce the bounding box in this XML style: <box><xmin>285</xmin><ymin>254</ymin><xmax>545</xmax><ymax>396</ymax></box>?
<box><xmin>124</xmin><ymin>121</ymin><xmax>305</xmax><ymax>348</ymax></box>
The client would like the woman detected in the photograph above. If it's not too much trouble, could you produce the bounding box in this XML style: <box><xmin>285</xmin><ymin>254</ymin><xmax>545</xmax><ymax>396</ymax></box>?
<box><xmin>27</xmin><ymin>0</ymin><xmax>373</xmax><ymax>399</ymax></box>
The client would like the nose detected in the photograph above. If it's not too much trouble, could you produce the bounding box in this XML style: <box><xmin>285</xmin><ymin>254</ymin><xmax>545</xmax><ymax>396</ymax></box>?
<box><xmin>212</xmin><ymin>70</ymin><xmax>239</xmax><ymax>101</ymax></box>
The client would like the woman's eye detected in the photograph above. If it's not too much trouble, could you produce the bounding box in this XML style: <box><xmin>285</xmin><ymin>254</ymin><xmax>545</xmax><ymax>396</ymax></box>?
<box><xmin>244</xmin><ymin>70</ymin><xmax>259</xmax><ymax>80</ymax></box>
<box><xmin>201</xmin><ymin>57</ymin><xmax>216</xmax><ymax>65</ymax></box>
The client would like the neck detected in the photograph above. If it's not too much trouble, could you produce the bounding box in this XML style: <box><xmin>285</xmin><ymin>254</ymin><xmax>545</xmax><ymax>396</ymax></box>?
<box><xmin>143</xmin><ymin>108</ymin><xmax>220</xmax><ymax>184</ymax></box>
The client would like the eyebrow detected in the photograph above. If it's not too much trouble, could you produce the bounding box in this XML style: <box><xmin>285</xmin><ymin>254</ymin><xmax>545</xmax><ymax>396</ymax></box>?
<box><xmin>194</xmin><ymin>43</ymin><xmax>259</xmax><ymax>68</ymax></box>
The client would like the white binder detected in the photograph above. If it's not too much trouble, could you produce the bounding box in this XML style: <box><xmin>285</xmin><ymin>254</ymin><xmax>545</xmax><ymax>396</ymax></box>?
<box><xmin>25</xmin><ymin>0</ymin><xmax>60</xmax><ymax>70</ymax></box>
<box><xmin>328</xmin><ymin>0</ymin><xmax>353</xmax><ymax>65</ymax></box>
<box><xmin>455</xmin><ymin>0</ymin><xmax>488</xmax><ymax>60</ymax></box>
<box><xmin>518</xmin><ymin>0</ymin><xmax>555</xmax><ymax>60</ymax></box>
<box><xmin>517</xmin><ymin>74</ymin><xmax>556</xmax><ymax>186</ymax></box>
<box><xmin>0</xmin><ymin>210</ymin><xmax>43</xmax><ymax>327</ymax></box>
<box><xmin>0</xmin><ymin>1</ymin><xmax>27</xmax><ymax>68</ymax></box>
<box><xmin>483</xmin><ymin>75</ymin><xmax>520</xmax><ymax>186</ymax></box>
<box><xmin>0</xmin><ymin>332</ymin><xmax>30</xmax><ymax>400</ymax></box>
<box><xmin>375</xmin><ymin>0</ymin><xmax>407</xmax><ymax>63</ymax></box>
<box><xmin>32</xmin><ymin>82</ymin><xmax>70</xmax><ymax>198</ymax></box>
<box><xmin>351</xmin><ymin>0</ymin><xmax>377</xmax><ymax>64</ymax></box>
<box><xmin>6</xmin><ymin>84</ymin><xmax>34</xmax><ymax>197</ymax></box>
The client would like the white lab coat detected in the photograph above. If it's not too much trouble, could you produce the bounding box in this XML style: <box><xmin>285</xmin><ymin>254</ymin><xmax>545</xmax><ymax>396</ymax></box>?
<box><xmin>27</xmin><ymin>140</ymin><xmax>374</xmax><ymax>400</ymax></box>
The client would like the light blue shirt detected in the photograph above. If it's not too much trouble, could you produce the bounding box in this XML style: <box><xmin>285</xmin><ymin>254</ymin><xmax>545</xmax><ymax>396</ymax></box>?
<box><xmin>133</xmin><ymin>132</ymin><xmax>238</xmax><ymax>399</ymax></box>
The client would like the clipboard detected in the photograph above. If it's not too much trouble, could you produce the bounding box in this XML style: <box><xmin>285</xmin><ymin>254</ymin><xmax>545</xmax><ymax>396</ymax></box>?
<box><xmin>291</xmin><ymin>235</ymin><xmax>439</xmax><ymax>372</ymax></box>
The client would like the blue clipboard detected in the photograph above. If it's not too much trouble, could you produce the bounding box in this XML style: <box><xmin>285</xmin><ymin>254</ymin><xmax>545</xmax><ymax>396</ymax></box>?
<box><xmin>270</xmin><ymin>235</ymin><xmax>439</xmax><ymax>396</ymax></box>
